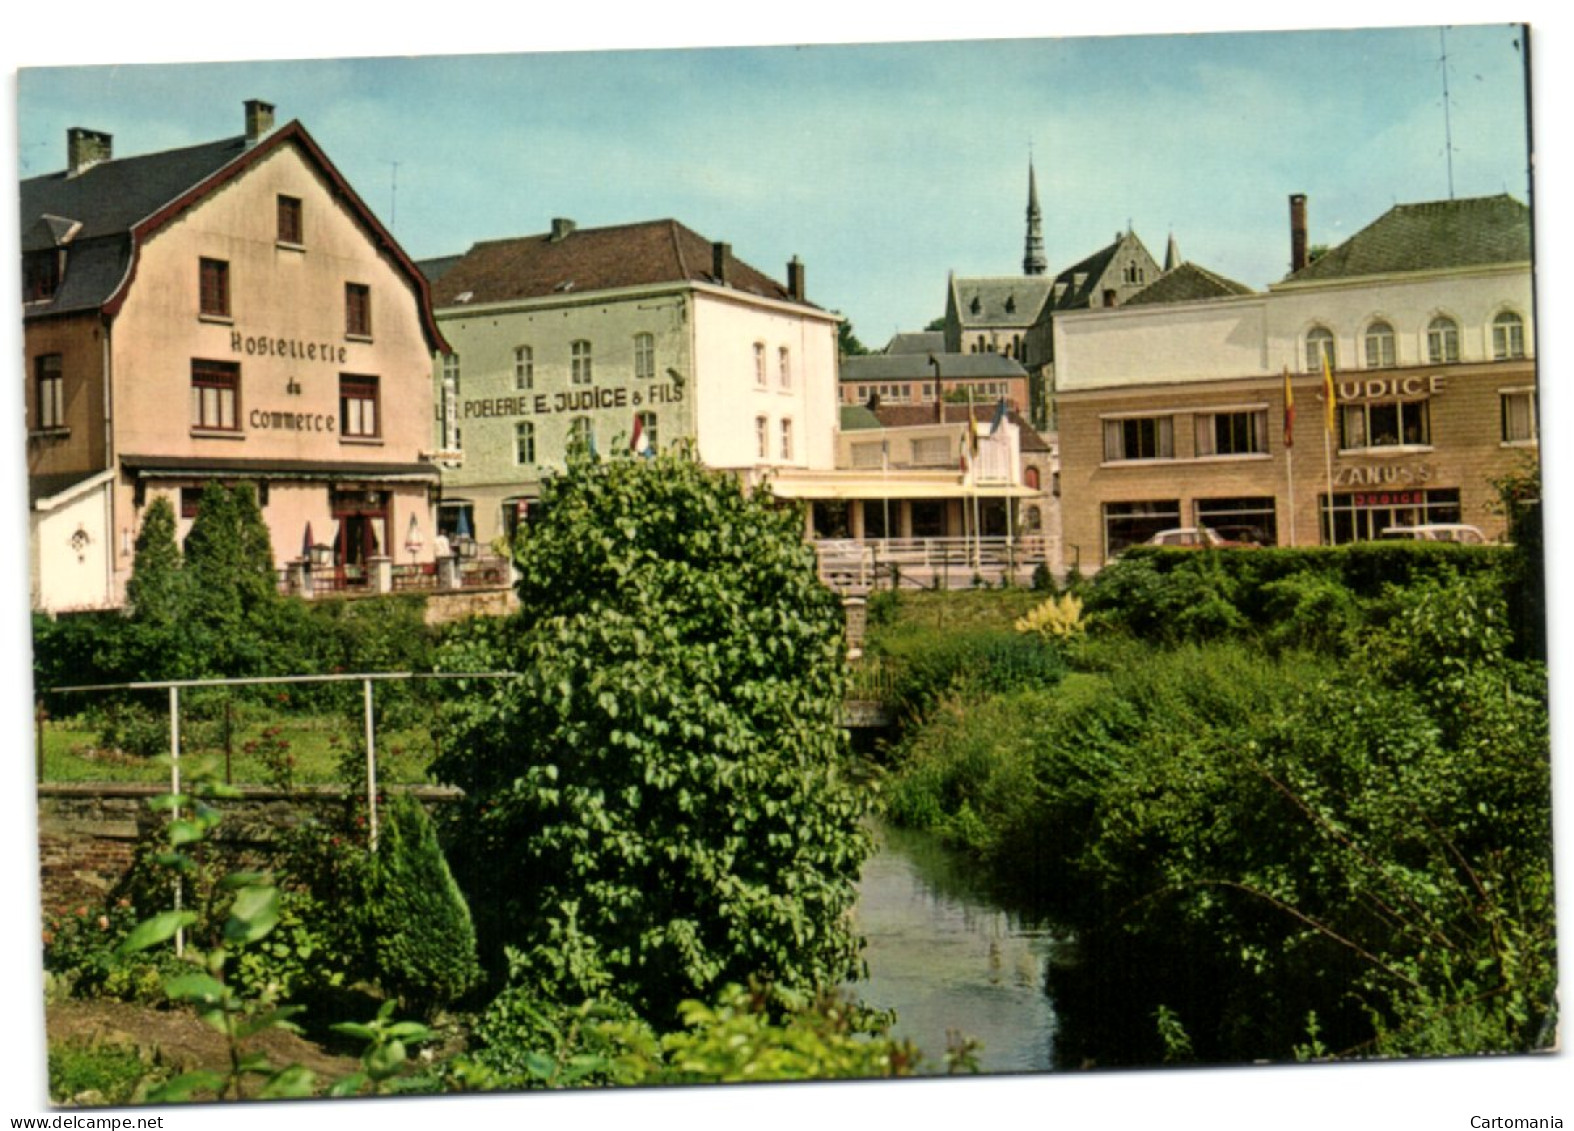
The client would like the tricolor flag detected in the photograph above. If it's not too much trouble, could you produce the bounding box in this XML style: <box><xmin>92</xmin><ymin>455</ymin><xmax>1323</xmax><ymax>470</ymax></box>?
<box><xmin>629</xmin><ymin>413</ymin><xmax>651</xmax><ymax>457</ymax></box>
<box><xmin>1321</xmin><ymin>353</ymin><xmax>1337</xmax><ymax>435</ymax></box>
<box><xmin>1282</xmin><ymin>366</ymin><xmax>1294</xmax><ymax>449</ymax></box>
<box><xmin>989</xmin><ymin>397</ymin><xmax>1008</xmax><ymax>437</ymax></box>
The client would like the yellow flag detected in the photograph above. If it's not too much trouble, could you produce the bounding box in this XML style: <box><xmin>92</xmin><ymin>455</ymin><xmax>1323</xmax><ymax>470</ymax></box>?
<box><xmin>1282</xmin><ymin>366</ymin><xmax>1295</xmax><ymax>448</ymax></box>
<box><xmin>1321</xmin><ymin>353</ymin><xmax>1337</xmax><ymax>435</ymax></box>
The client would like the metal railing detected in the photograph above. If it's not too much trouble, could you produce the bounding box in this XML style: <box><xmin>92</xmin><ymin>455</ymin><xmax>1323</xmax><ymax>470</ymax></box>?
<box><xmin>814</xmin><ymin>536</ymin><xmax>1047</xmax><ymax>593</ymax></box>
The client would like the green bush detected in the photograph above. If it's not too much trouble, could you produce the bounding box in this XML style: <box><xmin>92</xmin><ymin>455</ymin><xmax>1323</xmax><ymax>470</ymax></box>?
<box><xmin>433</xmin><ymin>449</ymin><xmax>869</xmax><ymax>1024</ymax></box>
<box><xmin>49</xmin><ymin>1041</ymin><xmax>165</xmax><ymax>1106</ymax></box>
<box><xmin>368</xmin><ymin>795</ymin><xmax>482</xmax><ymax>1015</ymax></box>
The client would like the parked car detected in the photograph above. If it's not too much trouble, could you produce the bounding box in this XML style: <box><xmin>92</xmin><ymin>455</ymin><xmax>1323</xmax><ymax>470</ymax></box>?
<box><xmin>1144</xmin><ymin>526</ymin><xmax>1257</xmax><ymax>549</ymax></box>
<box><xmin>1377</xmin><ymin>523</ymin><xmax>1488</xmax><ymax>545</ymax></box>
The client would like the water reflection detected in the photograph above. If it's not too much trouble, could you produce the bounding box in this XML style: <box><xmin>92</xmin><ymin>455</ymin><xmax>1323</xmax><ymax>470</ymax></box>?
<box><xmin>849</xmin><ymin>821</ymin><xmax>1063</xmax><ymax>1075</ymax></box>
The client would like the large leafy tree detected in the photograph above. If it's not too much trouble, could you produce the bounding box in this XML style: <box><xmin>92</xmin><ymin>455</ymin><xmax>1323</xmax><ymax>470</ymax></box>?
<box><xmin>434</xmin><ymin>449</ymin><xmax>870</xmax><ymax>1023</ymax></box>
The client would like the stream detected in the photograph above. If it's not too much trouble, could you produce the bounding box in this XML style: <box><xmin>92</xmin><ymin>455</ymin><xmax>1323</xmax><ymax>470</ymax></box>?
<box><xmin>847</xmin><ymin>820</ymin><xmax>1065</xmax><ymax>1075</ymax></box>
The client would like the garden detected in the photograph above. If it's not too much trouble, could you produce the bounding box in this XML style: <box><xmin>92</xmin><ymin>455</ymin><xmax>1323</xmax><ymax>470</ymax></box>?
<box><xmin>32</xmin><ymin>465</ymin><xmax>1555</xmax><ymax>1102</ymax></box>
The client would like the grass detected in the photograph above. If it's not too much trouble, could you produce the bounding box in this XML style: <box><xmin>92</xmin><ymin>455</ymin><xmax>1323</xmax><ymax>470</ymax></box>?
<box><xmin>38</xmin><ymin>712</ymin><xmax>441</xmax><ymax>787</ymax></box>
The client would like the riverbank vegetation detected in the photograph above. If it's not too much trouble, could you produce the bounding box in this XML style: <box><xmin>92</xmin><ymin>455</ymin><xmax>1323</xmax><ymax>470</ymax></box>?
<box><xmin>875</xmin><ymin>530</ymin><xmax>1554</xmax><ymax>1065</ymax></box>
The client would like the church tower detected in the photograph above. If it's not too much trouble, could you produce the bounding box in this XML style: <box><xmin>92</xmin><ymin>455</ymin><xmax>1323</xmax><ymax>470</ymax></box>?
<box><xmin>1023</xmin><ymin>160</ymin><xmax>1047</xmax><ymax>276</ymax></box>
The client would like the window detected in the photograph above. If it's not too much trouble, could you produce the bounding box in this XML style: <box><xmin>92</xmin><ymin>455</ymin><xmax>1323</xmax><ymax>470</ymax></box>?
<box><xmin>780</xmin><ymin>418</ymin><xmax>794</xmax><ymax>461</ymax></box>
<box><xmin>571</xmin><ymin>340</ymin><xmax>593</xmax><ymax>386</ymax></box>
<box><xmin>23</xmin><ymin>251</ymin><xmax>61</xmax><ymax>302</ymax></box>
<box><xmin>191</xmin><ymin>360</ymin><xmax>239</xmax><ymax>431</ymax></box>
<box><xmin>1104</xmin><ymin>500</ymin><xmax>1181</xmax><ymax>559</ymax></box>
<box><xmin>1427</xmin><ymin>316</ymin><xmax>1460</xmax><ymax>364</ymax></box>
<box><xmin>910</xmin><ymin>436</ymin><xmax>953</xmax><ymax>466</ymax></box>
<box><xmin>568</xmin><ymin>415</ymin><xmax>594</xmax><ymax>453</ymax></box>
<box><xmin>1194</xmin><ymin>410</ymin><xmax>1267</xmax><ymax>457</ymax></box>
<box><xmin>515</xmin><ymin>420</ymin><xmax>536</xmax><ymax>464</ymax></box>
<box><xmin>634</xmin><ymin>333</ymin><xmax>655</xmax><ymax>380</ymax></box>
<box><xmin>1493</xmin><ymin>312</ymin><xmax>1526</xmax><ymax>360</ymax></box>
<box><xmin>199</xmin><ymin>258</ymin><xmax>230</xmax><ymax>318</ymax></box>
<box><xmin>755</xmin><ymin>415</ymin><xmax>769</xmax><ymax>460</ymax></box>
<box><xmin>277</xmin><ymin>195</ymin><xmax>303</xmax><ymax>245</ymax></box>
<box><xmin>1363</xmin><ymin>321</ymin><xmax>1396</xmax><ymax>368</ymax></box>
<box><xmin>340</xmin><ymin>374</ymin><xmax>380</xmax><ymax>438</ymax></box>
<box><xmin>514</xmin><ymin>346</ymin><xmax>534</xmax><ymax>391</ymax></box>
<box><xmin>635</xmin><ymin>410</ymin><xmax>658</xmax><ymax>453</ymax></box>
<box><xmin>1304</xmin><ymin>326</ymin><xmax>1335</xmax><ymax>373</ymax></box>
<box><xmin>1502</xmin><ymin>389</ymin><xmax>1538</xmax><ymax>444</ymax></box>
<box><xmin>1103</xmin><ymin>415</ymin><xmax>1174</xmax><ymax>461</ymax></box>
<box><xmin>34</xmin><ymin>354</ymin><xmax>64</xmax><ymax>430</ymax></box>
<box><xmin>1195</xmin><ymin>497</ymin><xmax>1278</xmax><ymax>546</ymax></box>
<box><xmin>778</xmin><ymin>346</ymin><xmax>792</xmax><ymax>390</ymax></box>
<box><xmin>754</xmin><ymin>342</ymin><xmax>767</xmax><ymax>387</ymax></box>
<box><xmin>850</xmin><ymin>441</ymin><xmax>886</xmax><ymax>469</ymax></box>
<box><xmin>345</xmin><ymin>283</ymin><xmax>371</xmax><ymax>338</ymax></box>
<box><xmin>1340</xmin><ymin>398</ymin><xmax>1430</xmax><ymax>449</ymax></box>
<box><xmin>1322</xmin><ymin>488</ymin><xmax>1461</xmax><ymax>545</ymax></box>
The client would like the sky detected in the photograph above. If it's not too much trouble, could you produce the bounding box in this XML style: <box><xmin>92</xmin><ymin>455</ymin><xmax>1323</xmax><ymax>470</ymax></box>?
<box><xmin>2</xmin><ymin>3</ymin><xmax>1570</xmax><ymax>1128</ymax></box>
<box><xmin>7</xmin><ymin>22</ymin><xmax>1537</xmax><ymax>344</ymax></box>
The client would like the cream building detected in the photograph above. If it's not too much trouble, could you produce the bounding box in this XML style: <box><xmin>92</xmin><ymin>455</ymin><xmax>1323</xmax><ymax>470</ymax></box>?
<box><xmin>21</xmin><ymin>101</ymin><xmax>448</xmax><ymax>610</ymax></box>
<box><xmin>1054</xmin><ymin>194</ymin><xmax>1535</xmax><ymax>565</ymax></box>
<box><xmin>421</xmin><ymin>219</ymin><xmax>840</xmax><ymax>547</ymax></box>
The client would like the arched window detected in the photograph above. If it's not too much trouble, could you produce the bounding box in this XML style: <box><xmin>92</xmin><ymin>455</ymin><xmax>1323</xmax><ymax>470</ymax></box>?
<box><xmin>1304</xmin><ymin>326</ymin><xmax>1335</xmax><ymax>373</ymax></box>
<box><xmin>1426</xmin><ymin>317</ymin><xmax>1459</xmax><ymax>364</ymax></box>
<box><xmin>1024</xmin><ymin>466</ymin><xmax>1041</xmax><ymax>491</ymax></box>
<box><xmin>1493</xmin><ymin>312</ymin><xmax>1526</xmax><ymax>360</ymax></box>
<box><xmin>1363</xmin><ymin>321</ymin><xmax>1396</xmax><ymax>369</ymax></box>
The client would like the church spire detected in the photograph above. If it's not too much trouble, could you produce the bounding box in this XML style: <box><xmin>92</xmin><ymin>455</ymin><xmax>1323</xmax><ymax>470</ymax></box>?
<box><xmin>1023</xmin><ymin>158</ymin><xmax>1047</xmax><ymax>276</ymax></box>
<box><xmin>1164</xmin><ymin>231</ymin><xmax>1182</xmax><ymax>272</ymax></box>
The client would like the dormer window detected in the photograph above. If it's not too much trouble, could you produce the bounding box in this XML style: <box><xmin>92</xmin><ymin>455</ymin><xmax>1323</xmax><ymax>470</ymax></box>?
<box><xmin>23</xmin><ymin>250</ymin><xmax>62</xmax><ymax>302</ymax></box>
<box><xmin>1005</xmin><ymin>295</ymin><xmax>1016</xmax><ymax>315</ymax></box>
<box><xmin>970</xmin><ymin>296</ymin><xmax>981</xmax><ymax>315</ymax></box>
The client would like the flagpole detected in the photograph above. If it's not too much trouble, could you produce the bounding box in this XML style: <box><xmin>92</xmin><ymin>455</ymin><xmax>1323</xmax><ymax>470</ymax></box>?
<box><xmin>1321</xmin><ymin>355</ymin><xmax>1337</xmax><ymax>545</ymax></box>
<box><xmin>1283</xmin><ymin>366</ymin><xmax>1297</xmax><ymax>547</ymax></box>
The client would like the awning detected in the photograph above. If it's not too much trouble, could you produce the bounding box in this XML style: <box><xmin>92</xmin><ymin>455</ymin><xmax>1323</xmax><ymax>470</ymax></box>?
<box><xmin>118</xmin><ymin>453</ymin><xmax>440</xmax><ymax>485</ymax></box>
<box><xmin>754</xmin><ymin>469</ymin><xmax>1040</xmax><ymax>502</ymax></box>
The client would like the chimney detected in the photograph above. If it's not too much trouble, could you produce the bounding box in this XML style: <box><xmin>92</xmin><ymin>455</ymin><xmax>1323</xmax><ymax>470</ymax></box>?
<box><xmin>712</xmin><ymin>242</ymin><xmax>731</xmax><ymax>285</ymax></box>
<box><xmin>1289</xmin><ymin>193</ymin><xmax>1308</xmax><ymax>273</ymax></box>
<box><xmin>549</xmin><ymin>217</ymin><xmax>576</xmax><ymax>242</ymax></box>
<box><xmin>244</xmin><ymin>100</ymin><xmax>276</xmax><ymax>146</ymax></box>
<box><xmin>66</xmin><ymin>128</ymin><xmax>112</xmax><ymax>177</ymax></box>
<box><xmin>786</xmin><ymin>255</ymin><xmax>805</xmax><ymax>301</ymax></box>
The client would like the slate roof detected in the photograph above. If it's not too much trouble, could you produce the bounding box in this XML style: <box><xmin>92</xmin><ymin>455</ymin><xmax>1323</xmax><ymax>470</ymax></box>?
<box><xmin>425</xmin><ymin>220</ymin><xmax>815</xmax><ymax>310</ymax></box>
<box><xmin>949</xmin><ymin>276</ymin><xmax>1054</xmax><ymax>327</ymax></box>
<box><xmin>1285</xmin><ymin>194</ymin><xmax>1531</xmax><ymax>283</ymax></box>
<box><xmin>884</xmin><ymin>330</ymin><xmax>946</xmax><ymax>354</ymax></box>
<box><xmin>839</xmin><ymin>405</ymin><xmax>883</xmax><ymax>431</ymax></box>
<box><xmin>840</xmin><ymin>351</ymin><xmax>1027</xmax><ymax>383</ymax></box>
<box><xmin>20</xmin><ymin>122</ymin><xmax>447</xmax><ymax>350</ymax></box>
<box><xmin>1125</xmin><ymin>261</ymin><xmax>1255</xmax><ymax>306</ymax></box>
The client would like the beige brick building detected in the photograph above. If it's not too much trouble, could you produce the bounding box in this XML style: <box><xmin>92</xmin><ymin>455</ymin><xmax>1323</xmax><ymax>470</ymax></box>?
<box><xmin>1054</xmin><ymin>194</ymin><xmax>1535</xmax><ymax>567</ymax></box>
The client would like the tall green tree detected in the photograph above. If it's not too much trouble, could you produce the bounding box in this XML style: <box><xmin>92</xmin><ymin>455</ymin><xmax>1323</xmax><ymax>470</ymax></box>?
<box><xmin>180</xmin><ymin>482</ymin><xmax>284</xmax><ymax>676</ymax></box>
<box><xmin>434</xmin><ymin>449</ymin><xmax>870</xmax><ymax>1023</ymax></box>
<box><xmin>124</xmin><ymin>496</ymin><xmax>184</xmax><ymax>628</ymax></box>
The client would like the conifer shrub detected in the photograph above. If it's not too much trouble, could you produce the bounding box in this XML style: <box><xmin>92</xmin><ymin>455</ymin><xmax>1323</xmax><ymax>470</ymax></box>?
<box><xmin>368</xmin><ymin>794</ymin><xmax>482</xmax><ymax>1016</ymax></box>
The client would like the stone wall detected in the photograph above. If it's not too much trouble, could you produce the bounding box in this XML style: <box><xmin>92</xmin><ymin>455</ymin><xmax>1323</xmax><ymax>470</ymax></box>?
<box><xmin>35</xmin><ymin>783</ymin><xmax>461</xmax><ymax>917</ymax></box>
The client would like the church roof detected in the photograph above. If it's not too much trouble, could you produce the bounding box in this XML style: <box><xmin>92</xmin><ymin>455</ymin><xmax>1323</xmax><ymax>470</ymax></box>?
<box><xmin>1283</xmin><ymin>194</ymin><xmax>1530</xmax><ymax>283</ymax></box>
<box><xmin>883</xmin><ymin>330</ymin><xmax>946</xmax><ymax>355</ymax></box>
<box><xmin>1125</xmin><ymin>261</ymin><xmax>1255</xmax><ymax>306</ymax></box>
<box><xmin>426</xmin><ymin>219</ymin><xmax>814</xmax><ymax>310</ymax></box>
<box><xmin>949</xmin><ymin>275</ymin><xmax>1054</xmax><ymax>328</ymax></box>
